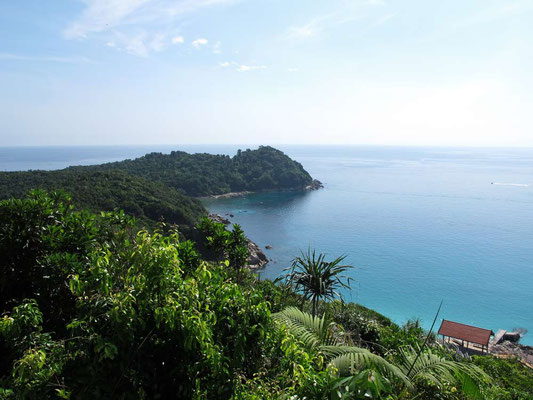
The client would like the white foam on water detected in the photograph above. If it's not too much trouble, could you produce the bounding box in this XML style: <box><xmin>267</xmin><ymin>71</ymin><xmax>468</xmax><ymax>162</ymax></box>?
<box><xmin>491</xmin><ymin>182</ymin><xmax>529</xmax><ymax>187</ymax></box>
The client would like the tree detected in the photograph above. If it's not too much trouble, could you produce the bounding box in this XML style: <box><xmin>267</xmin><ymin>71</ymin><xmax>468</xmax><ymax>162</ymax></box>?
<box><xmin>0</xmin><ymin>191</ymin><xmax>271</xmax><ymax>399</ymax></box>
<box><xmin>198</xmin><ymin>218</ymin><xmax>249</xmax><ymax>269</ymax></box>
<box><xmin>278</xmin><ymin>249</ymin><xmax>353</xmax><ymax>317</ymax></box>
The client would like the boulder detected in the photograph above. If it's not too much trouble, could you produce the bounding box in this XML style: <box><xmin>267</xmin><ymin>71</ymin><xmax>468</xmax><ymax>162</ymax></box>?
<box><xmin>208</xmin><ymin>213</ymin><xmax>231</xmax><ymax>225</ymax></box>
<box><xmin>246</xmin><ymin>240</ymin><xmax>268</xmax><ymax>270</ymax></box>
<box><xmin>305</xmin><ymin>179</ymin><xmax>324</xmax><ymax>191</ymax></box>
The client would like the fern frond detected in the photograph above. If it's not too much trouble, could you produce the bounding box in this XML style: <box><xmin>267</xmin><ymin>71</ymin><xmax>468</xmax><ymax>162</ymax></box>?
<box><xmin>398</xmin><ymin>346</ymin><xmax>488</xmax><ymax>398</ymax></box>
<box><xmin>326</xmin><ymin>347</ymin><xmax>409</xmax><ymax>384</ymax></box>
<box><xmin>273</xmin><ymin>306</ymin><xmax>339</xmax><ymax>348</ymax></box>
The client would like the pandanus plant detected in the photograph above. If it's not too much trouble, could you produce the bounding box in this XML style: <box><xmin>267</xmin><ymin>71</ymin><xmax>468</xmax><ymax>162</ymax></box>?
<box><xmin>277</xmin><ymin>248</ymin><xmax>353</xmax><ymax>317</ymax></box>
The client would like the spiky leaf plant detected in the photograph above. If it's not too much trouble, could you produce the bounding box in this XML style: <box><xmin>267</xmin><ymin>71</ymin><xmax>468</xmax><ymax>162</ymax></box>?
<box><xmin>277</xmin><ymin>249</ymin><xmax>353</xmax><ymax>316</ymax></box>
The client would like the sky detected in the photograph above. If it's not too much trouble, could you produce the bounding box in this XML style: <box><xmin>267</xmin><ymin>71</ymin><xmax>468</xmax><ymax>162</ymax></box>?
<box><xmin>1</xmin><ymin>0</ymin><xmax>533</xmax><ymax>147</ymax></box>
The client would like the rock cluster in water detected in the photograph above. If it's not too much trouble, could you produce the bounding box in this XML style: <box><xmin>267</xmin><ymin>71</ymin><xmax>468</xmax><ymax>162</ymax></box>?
<box><xmin>246</xmin><ymin>240</ymin><xmax>269</xmax><ymax>270</ymax></box>
<box><xmin>208</xmin><ymin>213</ymin><xmax>231</xmax><ymax>225</ymax></box>
<box><xmin>305</xmin><ymin>179</ymin><xmax>324</xmax><ymax>190</ymax></box>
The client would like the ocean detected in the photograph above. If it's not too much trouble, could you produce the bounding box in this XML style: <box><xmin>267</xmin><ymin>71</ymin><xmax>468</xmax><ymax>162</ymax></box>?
<box><xmin>1</xmin><ymin>145</ymin><xmax>532</xmax><ymax>344</ymax></box>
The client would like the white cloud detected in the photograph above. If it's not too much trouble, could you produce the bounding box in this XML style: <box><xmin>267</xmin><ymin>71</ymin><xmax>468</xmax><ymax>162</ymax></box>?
<box><xmin>219</xmin><ymin>61</ymin><xmax>232</xmax><ymax>67</ymax></box>
<box><xmin>212</xmin><ymin>41</ymin><xmax>222</xmax><ymax>54</ymax></box>
<box><xmin>122</xmin><ymin>34</ymin><xmax>149</xmax><ymax>57</ymax></box>
<box><xmin>285</xmin><ymin>20</ymin><xmax>321</xmax><ymax>40</ymax></box>
<box><xmin>284</xmin><ymin>0</ymin><xmax>386</xmax><ymax>41</ymax></box>
<box><xmin>104</xmin><ymin>31</ymin><xmax>167</xmax><ymax>56</ymax></box>
<box><xmin>0</xmin><ymin>53</ymin><xmax>94</xmax><ymax>64</ymax></box>
<box><xmin>237</xmin><ymin>64</ymin><xmax>266</xmax><ymax>72</ymax></box>
<box><xmin>374</xmin><ymin>13</ymin><xmax>394</xmax><ymax>26</ymax></box>
<box><xmin>288</xmin><ymin>67</ymin><xmax>299</xmax><ymax>72</ymax></box>
<box><xmin>64</xmin><ymin>0</ymin><xmax>238</xmax><ymax>56</ymax></box>
<box><xmin>65</xmin><ymin>0</ymin><xmax>237</xmax><ymax>39</ymax></box>
<box><xmin>192</xmin><ymin>38</ymin><xmax>208</xmax><ymax>49</ymax></box>
<box><xmin>105</xmin><ymin>30</ymin><xmax>168</xmax><ymax>57</ymax></box>
<box><xmin>64</xmin><ymin>0</ymin><xmax>153</xmax><ymax>39</ymax></box>
<box><xmin>149</xmin><ymin>33</ymin><xmax>167</xmax><ymax>52</ymax></box>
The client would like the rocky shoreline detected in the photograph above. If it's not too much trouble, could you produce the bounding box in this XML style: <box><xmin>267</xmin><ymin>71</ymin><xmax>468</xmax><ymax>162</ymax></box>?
<box><xmin>207</xmin><ymin>213</ymin><xmax>269</xmax><ymax>270</ymax></box>
<box><xmin>305</xmin><ymin>179</ymin><xmax>324</xmax><ymax>191</ymax></box>
<box><xmin>205</xmin><ymin>181</ymin><xmax>322</xmax><ymax>269</ymax></box>
<box><xmin>205</xmin><ymin>179</ymin><xmax>324</xmax><ymax>200</ymax></box>
<box><xmin>208</xmin><ymin>213</ymin><xmax>232</xmax><ymax>225</ymax></box>
<box><xmin>490</xmin><ymin>341</ymin><xmax>533</xmax><ymax>368</ymax></box>
<box><xmin>246</xmin><ymin>240</ymin><xmax>269</xmax><ymax>270</ymax></box>
<box><xmin>210</xmin><ymin>191</ymin><xmax>253</xmax><ymax>199</ymax></box>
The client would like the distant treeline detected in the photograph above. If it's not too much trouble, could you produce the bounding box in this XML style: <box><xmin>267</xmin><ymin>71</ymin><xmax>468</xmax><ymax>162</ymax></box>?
<box><xmin>0</xmin><ymin>146</ymin><xmax>314</xmax><ymax>229</ymax></box>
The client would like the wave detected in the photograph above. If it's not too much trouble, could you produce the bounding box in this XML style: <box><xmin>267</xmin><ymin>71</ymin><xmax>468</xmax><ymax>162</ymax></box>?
<box><xmin>491</xmin><ymin>182</ymin><xmax>529</xmax><ymax>187</ymax></box>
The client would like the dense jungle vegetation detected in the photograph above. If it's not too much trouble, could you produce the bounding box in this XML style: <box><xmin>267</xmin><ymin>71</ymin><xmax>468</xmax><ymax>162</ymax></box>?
<box><xmin>1</xmin><ymin>191</ymin><xmax>532</xmax><ymax>399</ymax></box>
<box><xmin>79</xmin><ymin>145</ymin><xmax>314</xmax><ymax>196</ymax></box>
<box><xmin>0</xmin><ymin>169</ymin><xmax>206</xmax><ymax>231</ymax></box>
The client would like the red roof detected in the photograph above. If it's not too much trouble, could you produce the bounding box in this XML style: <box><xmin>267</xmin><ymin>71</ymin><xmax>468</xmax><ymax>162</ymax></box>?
<box><xmin>438</xmin><ymin>320</ymin><xmax>494</xmax><ymax>346</ymax></box>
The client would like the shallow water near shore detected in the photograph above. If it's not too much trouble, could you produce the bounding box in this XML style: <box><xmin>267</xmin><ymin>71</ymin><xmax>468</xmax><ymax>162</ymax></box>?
<box><xmin>2</xmin><ymin>145</ymin><xmax>532</xmax><ymax>344</ymax></box>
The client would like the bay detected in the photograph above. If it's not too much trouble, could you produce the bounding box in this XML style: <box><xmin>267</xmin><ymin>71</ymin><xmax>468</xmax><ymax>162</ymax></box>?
<box><xmin>203</xmin><ymin>146</ymin><xmax>533</xmax><ymax>345</ymax></box>
<box><xmin>2</xmin><ymin>144</ymin><xmax>532</xmax><ymax>344</ymax></box>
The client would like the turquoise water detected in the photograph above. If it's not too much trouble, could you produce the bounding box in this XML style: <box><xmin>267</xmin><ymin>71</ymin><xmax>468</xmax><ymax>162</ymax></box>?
<box><xmin>203</xmin><ymin>146</ymin><xmax>533</xmax><ymax>345</ymax></box>
<box><xmin>1</xmin><ymin>145</ymin><xmax>532</xmax><ymax>344</ymax></box>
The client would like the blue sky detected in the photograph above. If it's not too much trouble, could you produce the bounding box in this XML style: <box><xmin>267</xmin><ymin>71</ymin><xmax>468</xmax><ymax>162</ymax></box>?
<box><xmin>1</xmin><ymin>0</ymin><xmax>532</xmax><ymax>146</ymax></box>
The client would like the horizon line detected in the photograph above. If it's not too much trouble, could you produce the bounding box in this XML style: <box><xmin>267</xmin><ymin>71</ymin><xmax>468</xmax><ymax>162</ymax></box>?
<box><xmin>2</xmin><ymin>143</ymin><xmax>533</xmax><ymax>150</ymax></box>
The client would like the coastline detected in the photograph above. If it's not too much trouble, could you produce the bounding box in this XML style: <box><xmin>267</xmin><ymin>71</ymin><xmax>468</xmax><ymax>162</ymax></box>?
<box><xmin>203</xmin><ymin>180</ymin><xmax>323</xmax><ymax>269</ymax></box>
<box><xmin>199</xmin><ymin>179</ymin><xmax>324</xmax><ymax>200</ymax></box>
<box><xmin>207</xmin><ymin>213</ymin><xmax>269</xmax><ymax>270</ymax></box>
<box><xmin>209</xmin><ymin>191</ymin><xmax>253</xmax><ymax>199</ymax></box>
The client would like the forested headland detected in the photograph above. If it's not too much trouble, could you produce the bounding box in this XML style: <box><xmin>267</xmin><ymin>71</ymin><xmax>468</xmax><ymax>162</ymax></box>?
<box><xmin>0</xmin><ymin>146</ymin><xmax>315</xmax><ymax>231</ymax></box>
<box><xmin>81</xmin><ymin>145</ymin><xmax>315</xmax><ymax>196</ymax></box>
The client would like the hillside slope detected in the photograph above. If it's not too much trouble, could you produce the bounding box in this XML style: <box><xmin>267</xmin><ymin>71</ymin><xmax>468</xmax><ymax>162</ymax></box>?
<box><xmin>0</xmin><ymin>169</ymin><xmax>206</xmax><ymax>228</ymax></box>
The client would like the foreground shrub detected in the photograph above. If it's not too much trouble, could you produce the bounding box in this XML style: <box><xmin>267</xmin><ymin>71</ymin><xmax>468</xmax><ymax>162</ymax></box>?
<box><xmin>0</xmin><ymin>192</ymin><xmax>273</xmax><ymax>398</ymax></box>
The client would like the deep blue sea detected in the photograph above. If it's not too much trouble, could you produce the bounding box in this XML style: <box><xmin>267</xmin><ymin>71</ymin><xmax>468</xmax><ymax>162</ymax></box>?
<box><xmin>2</xmin><ymin>145</ymin><xmax>532</xmax><ymax>344</ymax></box>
